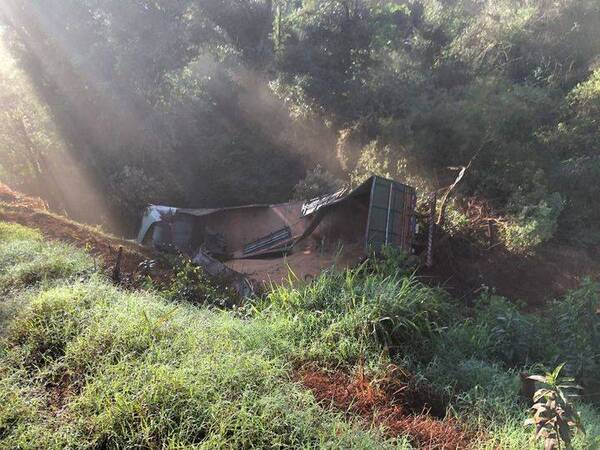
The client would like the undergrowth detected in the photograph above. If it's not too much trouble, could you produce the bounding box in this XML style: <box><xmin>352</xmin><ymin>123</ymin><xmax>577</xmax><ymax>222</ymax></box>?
<box><xmin>0</xmin><ymin>222</ymin><xmax>598</xmax><ymax>449</ymax></box>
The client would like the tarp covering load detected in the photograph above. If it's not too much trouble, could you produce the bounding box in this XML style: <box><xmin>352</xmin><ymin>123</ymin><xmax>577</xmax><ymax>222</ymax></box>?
<box><xmin>137</xmin><ymin>176</ymin><xmax>416</xmax><ymax>288</ymax></box>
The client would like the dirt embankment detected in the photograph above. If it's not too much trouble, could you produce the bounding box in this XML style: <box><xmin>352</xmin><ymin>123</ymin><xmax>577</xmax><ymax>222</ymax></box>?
<box><xmin>295</xmin><ymin>364</ymin><xmax>477</xmax><ymax>449</ymax></box>
<box><xmin>0</xmin><ymin>184</ymin><xmax>172</xmax><ymax>286</ymax></box>
<box><xmin>422</xmin><ymin>230</ymin><xmax>600</xmax><ymax>308</ymax></box>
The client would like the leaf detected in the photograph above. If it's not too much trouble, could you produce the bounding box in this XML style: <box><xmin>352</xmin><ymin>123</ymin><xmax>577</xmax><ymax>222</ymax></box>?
<box><xmin>528</xmin><ymin>375</ymin><xmax>548</xmax><ymax>383</ymax></box>
<box><xmin>558</xmin><ymin>377</ymin><xmax>576</xmax><ymax>383</ymax></box>
<box><xmin>552</xmin><ymin>363</ymin><xmax>566</xmax><ymax>380</ymax></box>
<box><xmin>558</xmin><ymin>421</ymin><xmax>572</xmax><ymax>444</ymax></box>
<box><xmin>557</xmin><ymin>384</ymin><xmax>583</xmax><ymax>390</ymax></box>
<box><xmin>534</xmin><ymin>388</ymin><xmax>553</xmax><ymax>402</ymax></box>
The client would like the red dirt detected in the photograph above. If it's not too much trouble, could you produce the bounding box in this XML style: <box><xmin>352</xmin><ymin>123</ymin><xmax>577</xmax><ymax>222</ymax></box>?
<box><xmin>295</xmin><ymin>365</ymin><xmax>476</xmax><ymax>449</ymax></box>
<box><xmin>46</xmin><ymin>373</ymin><xmax>79</xmax><ymax>416</ymax></box>
<box><xmin>0</xmin><ymin>183</ymin><xmax>172</xmax><ymax>286</ymax></box>
<box><xmin>422</xmin><ymin>230</ymin><xmax>600</xmax><ymax>308</ymax></box>
<box><xmin>0</xmin><ymin>183</ymin><xmax>48</xmax><ymax>210</ymax></box>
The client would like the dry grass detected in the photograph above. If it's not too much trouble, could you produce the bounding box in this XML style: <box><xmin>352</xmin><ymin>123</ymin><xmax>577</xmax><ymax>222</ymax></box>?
<box><xmin>295</xmin><ymin>364</ymin><xmax>476</xmax><ymax>449</ymax></box>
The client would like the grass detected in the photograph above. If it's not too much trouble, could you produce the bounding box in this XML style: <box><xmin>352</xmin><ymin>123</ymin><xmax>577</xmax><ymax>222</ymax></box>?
<box><xmin>471</xmin><ymin>403</ymin><xmax>600</xmax><ymax>449</ymax></box>
<box><xmin>1</xmin><ymin>278</ymin><xmax>404</xmax><ymax>449</ymax></box>
<box><xmin>0</xmin><ymin>221</ymin><xmax>598</xmax><ymax>449</ymax></box>
<box><xmin>0</xmin><ymin>223</ymin><xmax>93</xmax><ymax>293</ymax></box>
<box><xmin>246</xmin><ymin>265</ymin><xmax>452</xmax><ymax>366</ymax></box>
<box><xmin>0</xmin><ymin>224</ymin><xmax>402</xmax><ymax>449</ymax></box>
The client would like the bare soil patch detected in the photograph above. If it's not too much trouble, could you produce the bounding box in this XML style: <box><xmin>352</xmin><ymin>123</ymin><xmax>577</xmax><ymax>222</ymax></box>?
<box><xmin>295</xmin><ymin>365</ymin><xmax>476</xmax><ymax>449</ymax></box>
<box><xmin>422</xmin><ymin>230</ymin><xmax>600</xmax><ymax>308</ymax></box>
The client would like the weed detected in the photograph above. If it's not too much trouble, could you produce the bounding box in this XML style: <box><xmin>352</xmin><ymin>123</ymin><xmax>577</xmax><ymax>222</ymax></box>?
<box><xmin>163</xmin><ymin>259</ymin><xmax>232</xmax><ymax>308</ymax></box>
<box><xmin>525</xmin><ymin>364</ymin><xmax>585</xmax><ymax>449</ymax></box>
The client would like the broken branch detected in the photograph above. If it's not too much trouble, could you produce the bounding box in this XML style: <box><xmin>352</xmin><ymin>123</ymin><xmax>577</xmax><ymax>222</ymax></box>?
<box><xmin>436</xmin><ymin>138</ymin><xmax>490</xmax><ymax>228</ymax></box>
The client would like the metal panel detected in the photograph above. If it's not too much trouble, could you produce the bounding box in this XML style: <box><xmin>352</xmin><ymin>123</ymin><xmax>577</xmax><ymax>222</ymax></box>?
<box><xmin>137</xmin><ymin>205</ymin><xmax>178</xmax><ymax>244</ymax></box>
<box><xmin>243</xmin><ymin>227</ymin><xmax>292</xmax><ymax>256</ymax></box>
<box><xmin>172</xmin><ymin>216</ymin><xmax>195</xmax><ymax>249</ymax></box>
<box><xmin>365</xmin><ymin>177</ymin><xmax>416</xmax><ymax>253</ymax></box>
<box><xmin>301</xmin><ymin>188</ymin><xmax>348</xmax><ymax>216</ymax></box>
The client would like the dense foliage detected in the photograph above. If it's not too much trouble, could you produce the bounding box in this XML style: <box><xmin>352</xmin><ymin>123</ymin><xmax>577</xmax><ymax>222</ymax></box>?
<box><xmin>0</xmin><ymin>0</ymin><xmax>598</xmax><ymax>243</ymax></box>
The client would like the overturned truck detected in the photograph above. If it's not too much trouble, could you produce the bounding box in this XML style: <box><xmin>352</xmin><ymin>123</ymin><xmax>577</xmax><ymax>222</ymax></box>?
<box><xmin>137</xmin><ymin>176</ymin><xmax>418</xmax><ymax>294</ymax></box>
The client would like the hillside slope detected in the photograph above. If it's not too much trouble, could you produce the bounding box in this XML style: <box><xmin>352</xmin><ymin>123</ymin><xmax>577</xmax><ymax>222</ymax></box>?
<box><xmin>0</xmin><ymin>222</ymin><xmax>465</xmax><ymax>448</ymax></box>
<box><xmin>427</xmin><ymin>236</ymin><xmax>600</xmax><ymax>307</ymax></box>
<box><xmin>0</xmin><ymin>219</ymin><xmax>599</xmax><ymax>448</ymax></box>
<box><xmin>4</xmin><ymin>182</ymin><xmax>599</xmax><ymax>311</ymax></box>
<box><xmin>0</xmin><ymin>183</ymin><xmax>171</xmax><ymax>286</ymax></box>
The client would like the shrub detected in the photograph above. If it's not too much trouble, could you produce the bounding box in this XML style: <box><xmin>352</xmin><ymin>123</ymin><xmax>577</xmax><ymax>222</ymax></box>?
<box><xmin>475</xmin><ymin>294</ymin><xmax>556</xmax><ymax>367</ymax></box>
<box><xmin>292</xmin><ymin>165</ymin><xmax>344</xmax><ymax>200</ymax></box>
<box><xmin>427</xmin><ymin>294</ymin><xmax>555</xmax><ymax>369</ymax></box>
<box><xmin>368</xmin><ymin>245</ymin><xmax>418</xmax><ymax>277</ymax></box>
<box><xmin>501</xmin><ymin>192</ymin><xmax>565</xmax><ymax>254</ymax></box>
<box><xmin>549</xmin><ymin>278</ymin><xmax>600</xmax><ymax>397</ymax></box>
<box><xmin>163</xmin><ymin>259</ymin><xmax>231</xmax><ymax>308</ymax></box>
<box><xmin>349</xmin><ymin>140</ymin><xmax>426</xmax><ymax>190</ymax></box>
<box><xmin>553</xmin><ymin>156</ymin><xmax>600</xmax><ymax>246</ymax></box>
<box><xmin>525</xmin><ymin>364</ymin><xmax>585</xmax><ymax>450</ymax></box>
<box><xmin>444</xmin><ymin>201</ymin><xmax>471</xmax><ymax>238</ymax></box>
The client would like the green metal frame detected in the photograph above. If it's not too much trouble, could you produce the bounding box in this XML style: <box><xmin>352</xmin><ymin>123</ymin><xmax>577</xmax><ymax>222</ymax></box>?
<box><xmin>364</xmin><ymin>176</ymin><xmax>416</xmax><ymax>254</ymax></box>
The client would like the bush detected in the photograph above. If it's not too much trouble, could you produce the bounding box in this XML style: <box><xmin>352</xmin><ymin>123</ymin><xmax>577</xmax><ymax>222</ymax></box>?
<box><xmin>548</xmin><ymin>278</ymin><xmax>600</xmax><ymax>397</ymax></box>
<box><xmin>552</xmin><ymin>156</ymin><xmax>600</xmax><ymax>246</ymax></box>
<box><xmin>163</xmin><ymin>259</ymin><xmax>231</xmax><ymax>308</ymax></box>
<box><xmin>501</xmin><ymin>192</ymin><xmax>565</xmax><ymax>253</ymax></box>
<box><xmin>474</xmin><ymin>294</ymin><xmax>556</xmax><ymax>367</ymax></box>
<box><xmin>292</xmin><ymin>165</ymin><xmax>344</xmax><ymax>200</ymax></box>
<box><xmin>349</xmin><ymin>140</ymin><xmax>426</xmax><ymax>190</ymax></box>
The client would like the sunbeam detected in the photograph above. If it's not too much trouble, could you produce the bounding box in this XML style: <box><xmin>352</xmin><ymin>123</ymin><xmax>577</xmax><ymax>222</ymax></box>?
<box><xmin>0</xmin><ymin>1</ymin><xmax>116</xmax><ymax>228</ymax></box>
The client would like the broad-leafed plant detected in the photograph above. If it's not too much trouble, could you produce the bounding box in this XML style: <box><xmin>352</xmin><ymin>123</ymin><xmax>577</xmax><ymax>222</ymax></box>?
<box><xmin>525</xmin><ymin>364</ymin><xmax>585</xmax><ymax>450</ymax></box>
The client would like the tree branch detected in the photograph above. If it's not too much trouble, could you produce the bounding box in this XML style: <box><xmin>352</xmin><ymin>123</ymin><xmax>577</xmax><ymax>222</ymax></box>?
<box><xmin>436</xmin><ymin>137</ymin><xmax>490</xmax><ymax>228</ymax></box>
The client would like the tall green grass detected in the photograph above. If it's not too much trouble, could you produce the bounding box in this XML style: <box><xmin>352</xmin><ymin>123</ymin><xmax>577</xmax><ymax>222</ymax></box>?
<box><xmin>246</xmin><ymin>266</ymin><xmax>451</xmax><ymax>366</ymax></box>
<box><xmin>0</xmin><ymin>223</ymin><xmax>93</xmax><ymax>293</ymax></box>
<box><xmin>0</xmin><ymin>222</ymin><xmax>599</xmax><ymax>449</ymax></box>
<box><xmin>0</xmin><ymin>223</ymin><xmax>405</xmax><ymax>449</ymax></box>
